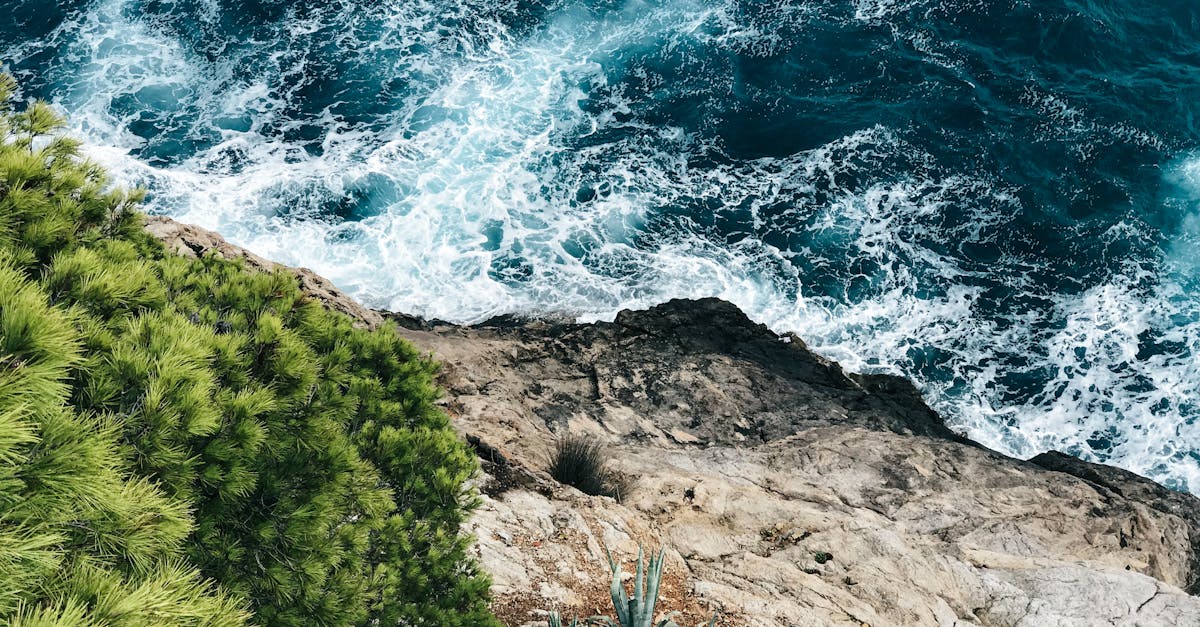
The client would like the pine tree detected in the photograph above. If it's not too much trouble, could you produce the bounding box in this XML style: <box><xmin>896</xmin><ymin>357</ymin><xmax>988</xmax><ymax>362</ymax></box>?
<box><xmin>0</xmin><ymin>74</ymin><xmax>498</xmax><ymax>625</ymax></box>
<box><xmin>0</xmin><ymin>259</ymin><xmax>249</xmax><ymax>626</ymax></box>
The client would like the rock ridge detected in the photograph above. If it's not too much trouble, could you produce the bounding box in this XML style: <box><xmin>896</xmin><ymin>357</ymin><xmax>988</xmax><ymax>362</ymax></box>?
<box><xmin>147</xmin><ymin>217</ymin><xmax>1200</xmax><ymax>626</ymax></box>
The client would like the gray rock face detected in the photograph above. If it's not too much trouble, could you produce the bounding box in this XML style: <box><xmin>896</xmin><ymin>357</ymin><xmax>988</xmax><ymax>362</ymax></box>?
<box><xmin>397</xmin><ymin>298</ymin><xmax>957</xmax><ymax>447</ymax></box>
<box><xmin>147</xmin><ymin>217</ymin><xmax>1200</xmax><ymax>627</ymax></box>
<box><xmin>393</xmin><ymin>299</ymin><xmax>1200</xmax><ymax>626</ymax></box>
<box><xmin>1030</xmin><ymin>451</ymin><xmax>1200</xmax><ymax>595</ymax></box>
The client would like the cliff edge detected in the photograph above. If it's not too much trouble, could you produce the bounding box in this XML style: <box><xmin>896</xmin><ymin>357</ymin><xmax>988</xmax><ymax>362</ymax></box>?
<box><xmin>147</xmin><ymin>216</ymin><xmax>1200</xmax><ymax>626</ymax></box>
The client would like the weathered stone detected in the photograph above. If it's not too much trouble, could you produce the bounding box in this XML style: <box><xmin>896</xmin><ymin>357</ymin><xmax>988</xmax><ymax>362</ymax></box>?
<box><xmin>395</xmin><ymin>299</ymin><xmax>1200</xmax><ymax>626</ymax></box>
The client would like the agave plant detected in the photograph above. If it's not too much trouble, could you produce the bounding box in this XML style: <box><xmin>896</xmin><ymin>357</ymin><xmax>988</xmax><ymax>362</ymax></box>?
<box><xmin>549</xmin><ymin>612</ymin><xmax>580</xmax><ymax>627</ymax></box>
<box><xmin>547</xmin><ymin>545</ymin><xmax>716</xmax><ymax>627</ymax></box>
<box><xmin>597</xmin><ymin>545</ymin><xmax>677</xmax><ymax>627</ymax></box>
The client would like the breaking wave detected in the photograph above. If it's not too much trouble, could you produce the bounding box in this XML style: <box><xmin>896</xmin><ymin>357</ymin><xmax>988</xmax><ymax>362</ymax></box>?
<box><xmin>4</xmin><ymin>0</ymin><xmax>1200</xmax><ymax>491</ymax></box>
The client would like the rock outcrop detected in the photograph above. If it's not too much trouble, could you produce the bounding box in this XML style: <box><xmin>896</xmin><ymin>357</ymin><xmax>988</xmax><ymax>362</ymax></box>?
<box><xmin>393</xmin><ymin>300</ymin><xmax>1200</xmax><ymax>627</ymax></box>
<box><xmin>147</xmin><ymin>217</ymin><xmax>1200</xmax><ymax>626</ymax></box>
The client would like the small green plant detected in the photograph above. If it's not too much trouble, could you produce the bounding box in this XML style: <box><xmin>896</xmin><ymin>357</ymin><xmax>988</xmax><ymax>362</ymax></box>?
<box><xmin>814</xmin><ymin>551</ymin><xmax>833</xmax><ymax>564</ymax></box>
<box><xmin>548</xmin><ymin>433</ymin><xmax>634</xmax><ymax>501</ymax></box>
<box><xmin>549</xmin><ymin>612</ymin><xmax>581</xmax><ymax>627</ymax></box>
<box><xmin>547</xmin><ymin>545</ymin><xmax>717</xmax><ymax>627</ymax></box>
<box><xmin>602</xmin><ymin>545</ymin><xmax>674</xmax><ymax>627</ymax></box>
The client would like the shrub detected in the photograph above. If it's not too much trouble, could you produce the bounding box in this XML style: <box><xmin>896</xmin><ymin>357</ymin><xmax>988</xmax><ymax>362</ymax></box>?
<box><xmin>548</xmin><ymin>433</ymin><xmax>634</xmax><ymax>501</ymax></box>
<box><xmin>0</xmin><ymin>218</ymin><xmax>247</xmax><ymax>627</ymax></box>
<box><xmin>0</xmin><ymin>75</ymin><xmax>497</xmax><ymax>626</ymax></box>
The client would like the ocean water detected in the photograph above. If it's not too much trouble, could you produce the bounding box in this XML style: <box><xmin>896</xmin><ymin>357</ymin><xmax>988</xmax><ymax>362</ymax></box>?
<box><xmin>4</xmin><ymin>0</ymin><xmax>1200</xmax><ymax>491</ymax></box>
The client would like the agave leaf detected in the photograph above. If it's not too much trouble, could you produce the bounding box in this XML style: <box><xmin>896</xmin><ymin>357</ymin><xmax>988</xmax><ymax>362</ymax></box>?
<box><xmin>608</xmin><ymin>547</ymin><xmax>632</xmax><ymax>625</ymax></box>
<box><xmin>642</xmin><ymin>548</ymin><xmax>666</xmax><ymax>626</ymax></box>
<box><xmin>634</xmin><ymin>544</ymin><xmax>646</xmax><ymax>618</ymax></box>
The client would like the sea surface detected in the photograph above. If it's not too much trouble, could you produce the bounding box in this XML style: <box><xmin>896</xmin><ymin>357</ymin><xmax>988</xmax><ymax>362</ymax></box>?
<box><xmin>4</xmin><ymin>0</ymin><xmax>1200</xmax><ymax>491</ymax></box>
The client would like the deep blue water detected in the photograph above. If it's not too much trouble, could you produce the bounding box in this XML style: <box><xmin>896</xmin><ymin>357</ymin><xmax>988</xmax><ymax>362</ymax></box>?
<box><xmin>4</xmin><ymin>0</ymin><xmax>1200</xmax><ymax>491</ymax></box>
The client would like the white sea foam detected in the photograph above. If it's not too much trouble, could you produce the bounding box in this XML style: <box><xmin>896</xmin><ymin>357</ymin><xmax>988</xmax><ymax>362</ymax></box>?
<box><xmin>9</xmin><ymin>0</ymin><xmax>1200</xmax><ymax>492</ymax></box>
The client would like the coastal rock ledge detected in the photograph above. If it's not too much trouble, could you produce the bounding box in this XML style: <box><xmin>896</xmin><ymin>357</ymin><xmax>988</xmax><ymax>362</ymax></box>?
<box><xmin>148</xmin><ymin>217</ymin><xmax>1200</xmax><ymax>627</ymax></box>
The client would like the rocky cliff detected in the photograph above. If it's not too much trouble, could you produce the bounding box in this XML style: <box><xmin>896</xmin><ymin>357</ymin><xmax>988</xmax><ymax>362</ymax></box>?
<box><xmin>147</xmin><ymin>216</ymin><xmax>1200</xmax><ymax>626</ymax></box>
